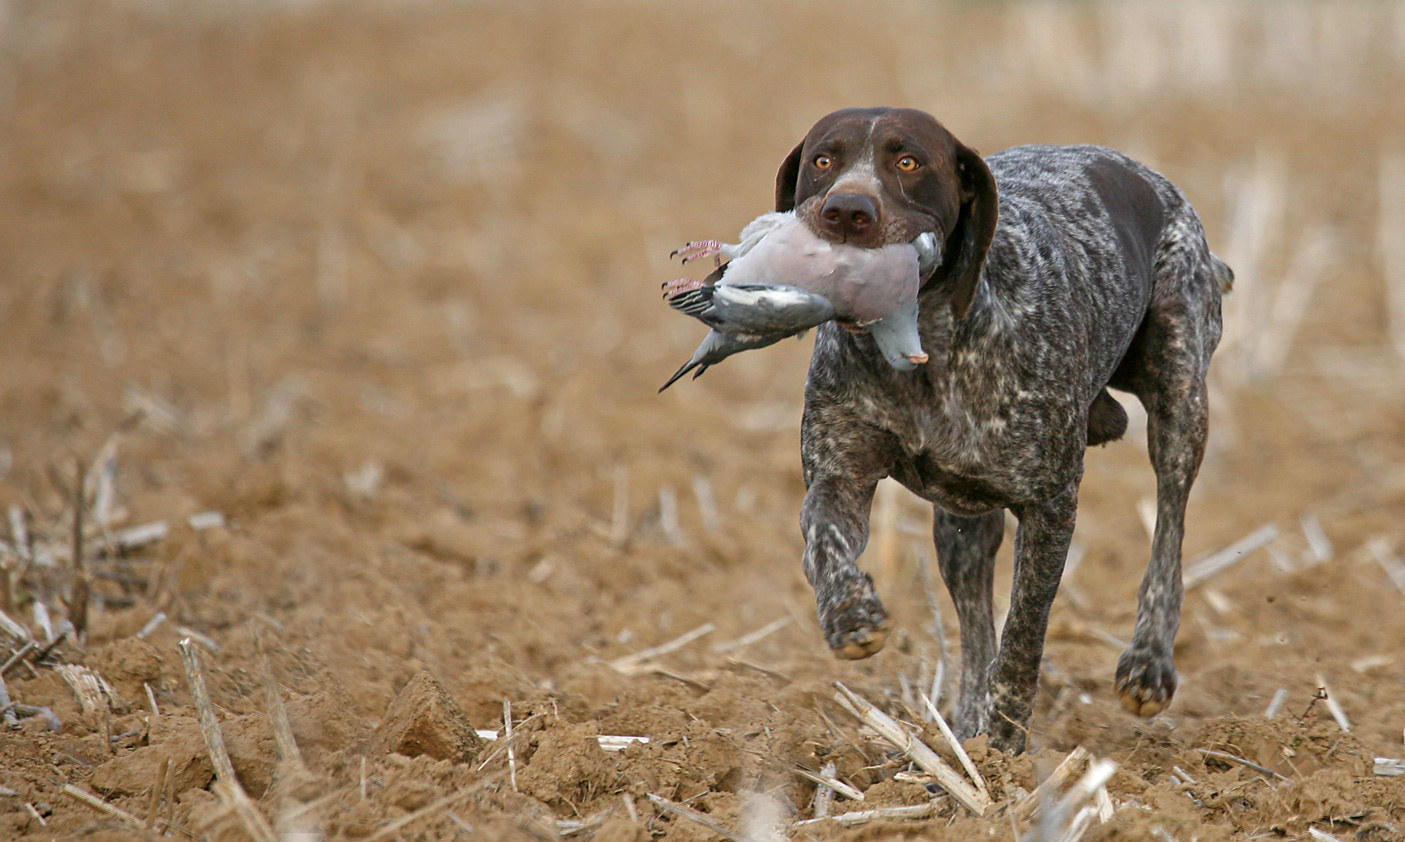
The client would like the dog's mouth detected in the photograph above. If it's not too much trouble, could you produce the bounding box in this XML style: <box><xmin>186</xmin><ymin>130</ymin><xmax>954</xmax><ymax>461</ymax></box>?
<box><xmin>796</xmin><ymin>197</ymin><xmax>940</xmax><ymax>252</ymax></box>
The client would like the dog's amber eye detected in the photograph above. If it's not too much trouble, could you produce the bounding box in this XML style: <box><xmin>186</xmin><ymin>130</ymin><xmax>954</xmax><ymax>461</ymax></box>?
<box><xmin>897</xmin><ymin>156</ymin><xmax>920</xmax><ymax>172</ymax></box>
<box><xmin>813</xmin><ymin>154</ymin><xmax>833</xmax><ymax>170</ymax></box>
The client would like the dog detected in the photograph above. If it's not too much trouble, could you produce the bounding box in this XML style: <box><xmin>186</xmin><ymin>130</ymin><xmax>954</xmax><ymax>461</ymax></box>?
<box><xmin>777</xmin><ymin>108</ymin><xmax>1229</xmax><ymax>753</ymax></box>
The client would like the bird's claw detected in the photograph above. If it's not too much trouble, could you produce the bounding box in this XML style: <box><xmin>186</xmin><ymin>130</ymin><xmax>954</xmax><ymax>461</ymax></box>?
<box><xmin>670</xmin><ymin>240</ymin><xmax>723</xmax><ymax>265</ymax></box>
<box><xmin>662</xmin><ymin>277</ymin><xmax>707</xmax><ymax>299</ymax></box>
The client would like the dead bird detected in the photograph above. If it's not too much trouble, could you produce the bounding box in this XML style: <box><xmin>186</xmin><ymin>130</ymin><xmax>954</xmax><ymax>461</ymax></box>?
<box><xmin>660</xmin><ymin>211</ymin><xmax>939</xmax><ymax>390</ymax></box>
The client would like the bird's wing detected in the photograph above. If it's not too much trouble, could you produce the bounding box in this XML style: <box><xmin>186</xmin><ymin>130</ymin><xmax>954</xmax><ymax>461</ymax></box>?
<box><xmin>668</xmin><ymin>281</ymin><xmax>835</xmax><ymax>334</ymax></box>
<box><xmin>709</xmin><ymin>284</ymin><xmax>836</xmax><ymax>334</ymax></box>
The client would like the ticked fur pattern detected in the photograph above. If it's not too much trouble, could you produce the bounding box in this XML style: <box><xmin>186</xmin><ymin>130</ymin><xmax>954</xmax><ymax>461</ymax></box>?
<box><xmin>778</xmin><ymin>109</ymin><xmax>1227</xmax><ymax>753</ymax></box>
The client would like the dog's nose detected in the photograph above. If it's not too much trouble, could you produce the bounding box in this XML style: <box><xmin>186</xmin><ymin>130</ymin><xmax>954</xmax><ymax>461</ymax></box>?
<box><xmin>821</xmin><ymin>192</ymin><xmax>878</xmax><ymax>239</ymax></box>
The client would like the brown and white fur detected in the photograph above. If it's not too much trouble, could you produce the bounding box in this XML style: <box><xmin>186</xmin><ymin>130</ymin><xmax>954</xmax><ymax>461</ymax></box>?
<box><xmin>776</xmin><ymin>108</ymin><xmax>1230</xmax><ymax>753</ymax></box>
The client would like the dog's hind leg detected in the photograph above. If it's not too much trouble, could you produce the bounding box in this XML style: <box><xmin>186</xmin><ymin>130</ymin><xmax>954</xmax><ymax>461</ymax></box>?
<box><xmin>1115</xmin><ymin>371</ymin><xmax>1208</xmax><ymax>716</ymax></box>
<box><xmin>1112</xmin><ymin>229</ymin><xmax>1224</xmax><ymax>717</ymax></box>
<box><xmin>932</xmin><ymin>507</ymin><xmax>1005</xmax><ymax>739</ymax></box>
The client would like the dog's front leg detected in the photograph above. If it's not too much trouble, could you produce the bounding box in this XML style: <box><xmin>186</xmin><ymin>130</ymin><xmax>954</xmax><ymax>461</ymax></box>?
<box><xmin>800</xmin><ymin>402</ymin><xmax>895</xmax><ymax>660</ymax></box>
<box><xmin>986</xmin><ymin>482</ymin><xmax>1080</xmax><ymax>753</ymax></box>
<box><xmin>933</xmin><ymin>508</ymin><xmax>1005</xmax><ymax>740</ymax></box>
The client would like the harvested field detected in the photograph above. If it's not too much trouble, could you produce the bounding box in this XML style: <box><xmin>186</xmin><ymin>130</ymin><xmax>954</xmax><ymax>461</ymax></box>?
<box><xmin>1</xmin><ymin>1</ymin><xmax>1404</xmax><ymax>839</ymax></box>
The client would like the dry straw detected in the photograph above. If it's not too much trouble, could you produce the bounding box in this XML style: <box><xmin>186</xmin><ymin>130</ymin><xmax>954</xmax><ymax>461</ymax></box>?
<box><xmin>833</xmin><ymin>681</ymin><xmax>990</xmax><ymax>815</ymax></box>
<box><xmin>609</xmin><ymin>622</ymin><xmax>714</xmax><ymax>676</ymax></box>
<box><xmin>178</xmin><ymin>638</ymin><xmax>277</xmax><ymax>842</ymax></box>
<box><xmin>1183</xmin><ymin>524</ymin><xmax>1280</xmax><ymax>589</ymax></box>
<box><xmin>1379</xmin><ymin>154</ymin><xmax>1405</xmax><ymax>362</ymax></box>
<box><xmin>61</xmin><ymin>784</ymin><xmax>162</xmax><ymax>841</ymax></box>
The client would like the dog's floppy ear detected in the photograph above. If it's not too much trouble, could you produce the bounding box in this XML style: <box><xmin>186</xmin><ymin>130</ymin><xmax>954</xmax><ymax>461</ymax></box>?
<box><xmin>774</xmin><ymin>141</ymin><xmax>805</xmax><ymax>212</ymax></box>
<box><xmin>929</xmin><ymin>142</ymin><xmax>999</xmax><ymax>319</ymax></box>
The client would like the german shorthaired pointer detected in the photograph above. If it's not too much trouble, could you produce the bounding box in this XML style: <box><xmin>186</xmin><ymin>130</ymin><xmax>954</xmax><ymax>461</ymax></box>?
<box><xmin>778</xmin><ymin>108</ymin><xmax>1230</xmax><ymax>753</ymax></box>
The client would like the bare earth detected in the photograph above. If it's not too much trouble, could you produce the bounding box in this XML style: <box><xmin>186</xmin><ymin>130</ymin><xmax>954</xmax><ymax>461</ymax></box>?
<box><xmin>1</xmin><ymin>3</ymin><xmax>1404</xmax><ymax>840</ymax></box>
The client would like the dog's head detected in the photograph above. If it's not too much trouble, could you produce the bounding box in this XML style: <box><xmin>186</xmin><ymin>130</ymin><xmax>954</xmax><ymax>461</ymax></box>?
<box><xmin>775</xmin><ymin>108</ymin><xmax>998</xmax><ymax>319</ymax></box>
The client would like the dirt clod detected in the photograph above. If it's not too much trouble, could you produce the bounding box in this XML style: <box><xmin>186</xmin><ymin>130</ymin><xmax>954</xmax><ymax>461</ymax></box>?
<box><xmin>368</xmin><ymin>671</ymin><xmax>484</xmax><ymax>763</ymax></box>
<box><xmin>518</xmin><ymin>724</ymin><xmax>624</xmax><ymax>812</ymax></box>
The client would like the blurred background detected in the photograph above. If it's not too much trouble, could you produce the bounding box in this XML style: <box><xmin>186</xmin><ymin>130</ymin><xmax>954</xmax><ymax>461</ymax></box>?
<box><xmin>2</xmin><ymin>1</ymin><xmax>1404</xmax><ymax>838</ymax></box>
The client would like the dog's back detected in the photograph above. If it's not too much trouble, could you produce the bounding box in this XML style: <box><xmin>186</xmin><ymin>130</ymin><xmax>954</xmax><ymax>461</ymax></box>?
<box><xmin>980</xmin><ymin>145</ymin><xmax>1226</xmax><ymax>397</ymax></box>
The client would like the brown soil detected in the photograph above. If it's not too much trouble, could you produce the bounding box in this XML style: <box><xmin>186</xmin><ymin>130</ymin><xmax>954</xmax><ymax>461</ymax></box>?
<box><xmin>1</xmin><ymin>2</ymin><xmax>1404</xmax><ymax>840</ymax></box>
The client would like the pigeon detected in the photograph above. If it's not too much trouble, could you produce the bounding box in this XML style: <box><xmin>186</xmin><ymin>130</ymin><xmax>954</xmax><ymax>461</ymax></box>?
<box><xmin>660</xmin><ymin>211</ymin><xmax>940</xmax><ymax>391</ymax></box>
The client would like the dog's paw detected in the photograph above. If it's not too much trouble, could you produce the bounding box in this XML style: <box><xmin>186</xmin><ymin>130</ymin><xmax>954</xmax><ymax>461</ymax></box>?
<box><xmin>820</xmin><ymin>574</ymin><xmax>890</xmax><ymax>660</ymax></box>
<box><xmin>830</xmin><ymin>622</ymin><xmax>889</xmax><ymax>660</ymax></box>
<box><xmin>1115</xmin><ymin>644</ymin><xmax>1178</xmax><ymax>717</ymax></box>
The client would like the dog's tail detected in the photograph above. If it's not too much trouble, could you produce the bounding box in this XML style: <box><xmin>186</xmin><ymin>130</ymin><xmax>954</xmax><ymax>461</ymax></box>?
<box><xmin>1210</xmin><ymin>254</ymin><xmax>1234</xmax><ymax>295</ymax></box>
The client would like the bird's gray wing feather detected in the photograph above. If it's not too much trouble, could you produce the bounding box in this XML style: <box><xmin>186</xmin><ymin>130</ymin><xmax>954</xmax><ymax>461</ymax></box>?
<box><xmin>709</xmin><ymin>284</ymin><xmax>835</xmax><ymax>333</ymax></box>
<box><xmin>667</xmin><ymin>282</ymin><xmax>835</xmax><ymax>333</ymax></box>
<box><xmin>659</xmin><ymin>285</ymin><xmax>836</xmax><ymax>391</ymax></box>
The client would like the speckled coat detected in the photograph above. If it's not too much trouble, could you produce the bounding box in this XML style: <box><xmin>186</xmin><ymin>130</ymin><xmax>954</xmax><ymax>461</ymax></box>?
<box><xmin>777</xmin><ymin>109</ymin><xmax>1229</xmax><ymax>752</ymax></box>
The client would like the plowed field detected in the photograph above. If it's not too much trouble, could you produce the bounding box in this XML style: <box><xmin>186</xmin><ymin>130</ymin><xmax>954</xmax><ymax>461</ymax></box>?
<box><xmin>2</xmin><ymin>3</ymin><xmax>1404</xmax><ymax>840</ymax></box>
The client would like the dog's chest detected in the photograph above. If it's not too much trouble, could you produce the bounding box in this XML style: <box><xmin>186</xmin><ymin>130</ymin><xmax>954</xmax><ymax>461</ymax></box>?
<box><xmin>850</xmin><ymin>353</ymin><xmax>1080</xmax><ymax>513</ymax></box>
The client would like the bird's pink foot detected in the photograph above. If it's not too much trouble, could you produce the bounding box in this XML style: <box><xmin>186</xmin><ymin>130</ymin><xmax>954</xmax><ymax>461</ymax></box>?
<box><xmin>662</xmin><ymin>277</ymin><xmax>706</xmax><ymax>299</ymax></box>
<box><xmin>670</xmin><ymin>240</ymin><xmax>723</xmax><ymax>264</ymax></box>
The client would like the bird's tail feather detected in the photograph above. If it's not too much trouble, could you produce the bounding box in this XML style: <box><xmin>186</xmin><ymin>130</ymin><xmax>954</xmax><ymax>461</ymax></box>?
<box><xmin>659</xmin><ymin>359</ymin><xmax>702</xmax><ymax>392</ymax></box>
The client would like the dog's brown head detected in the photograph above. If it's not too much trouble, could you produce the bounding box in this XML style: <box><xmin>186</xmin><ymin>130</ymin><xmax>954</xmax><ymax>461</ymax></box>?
<box><xmin>774</xmin><ymin>107</ymin><xmax>998</xmax><ymax>318</ymax></box>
